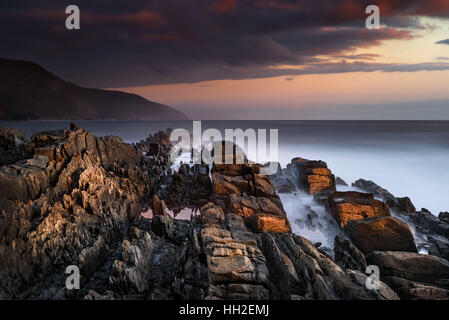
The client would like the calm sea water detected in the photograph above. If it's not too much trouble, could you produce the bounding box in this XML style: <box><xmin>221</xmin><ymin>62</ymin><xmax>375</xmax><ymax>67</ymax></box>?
<box><xmin>2</xmin><ymin>120</ymin><xmax>449</xmax><ymax>214</ymax></box>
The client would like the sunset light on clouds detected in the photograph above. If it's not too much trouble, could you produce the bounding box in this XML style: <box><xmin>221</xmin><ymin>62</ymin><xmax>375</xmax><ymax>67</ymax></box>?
<box><xmin>114</xmin><ymin>17</ymin><xmax>449</xmax><ymax>119</ymax></box>
<box><xmin>2</xmin><ymin>0</ymin><xmax>449</xmax><ymax>119</ymax></box>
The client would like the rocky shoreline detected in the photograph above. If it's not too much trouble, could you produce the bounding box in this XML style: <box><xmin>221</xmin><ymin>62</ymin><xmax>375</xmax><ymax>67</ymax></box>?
<box><xmin>0</xmin><ymin>125</ymin><xmax>448</xmax><ymax>300</ymax></box>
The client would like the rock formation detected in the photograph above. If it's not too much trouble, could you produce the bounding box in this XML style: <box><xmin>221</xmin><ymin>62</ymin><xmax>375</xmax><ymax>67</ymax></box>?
<box><xmin>344</xmin><ymin>217</ymin><xmax>418</xmax><ymax>254</ymax></box>
<box><xmin>0</xmin><ymin>125</ymin><xmax>448</xmax><ymax>300</ymax></box>
<box><xmin>327</xmin><ymin>191</ymin><xmax>391</xmax><ymax>228</ymax></box>
<box><xmin>367</xmin><ymin>251</ymin><xmax>449</xmax><ymax>299</ymax></box>
<box><xmin>290</xmin><ymin>158</ymin><xmax>336</xmax><ymax>195</ymax></box>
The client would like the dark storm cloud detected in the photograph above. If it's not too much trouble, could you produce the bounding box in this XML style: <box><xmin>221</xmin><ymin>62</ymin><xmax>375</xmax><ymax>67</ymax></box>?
<box><xmin>1</xmin><ymin>0</ymin><xmax>449</xmax><ymax>87</ymax></box>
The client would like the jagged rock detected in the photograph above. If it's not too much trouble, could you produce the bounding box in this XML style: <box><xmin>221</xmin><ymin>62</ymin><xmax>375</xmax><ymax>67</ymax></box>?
<box><xmin>439</xmin><ymin>212</ymin><xmax>449</xmax><ymax>224</ymax></box>
<box><xmin>335</xmin><ymin>177</ymin><xmax>348</xmax><ymax>186</ymax></box>
<box><xmin>291</xmin><ymin>157</ymin><xmax>336</xmax><ymax>195</ymax></box>
<box><xmin>261</xmin><ymin>233</ymin><xmax>398</xmax><ymax>300</ymax></box>
<box><xmin>271</xmin><ymin>176</ymin><xmax>296</xmax><ymax>193</ymax></box>
<box><xmin>352</xmin><ymin>179</ymin><xmax>395</xmax><ymax>202</ymax></box>
<box><xmin>0</xmin><ymin>125</ymin><xmax>30</xmax><ymax>166</ymax></box>
<box><xmin>151</xmin><ymin>195</ymin><xmax>174</xmax><ymax>239</ymax></box>
<box><xmin>137</xmin><ymin>129</ymin><xmax>173</xmax><ymax>152</ymax></box>
<box><xmin>352</xmin><ymin>179</ymin><xmax>417</xmax><ymax>214</ymax></box>
<box><xmin>366</xmin><ymin>251</ymin><xmax>449</xmax><ymax>299</ymax></box>
<box><xmin>0</xmin><ymin>127</ymin><xmax>156</xmax><ymax>298</ymax></box>
<box><xmin>213</xmin><ymin>173</ymin><xmax>251</xmax><ymax>196</ymax></box>
<box><xmin>428</xmin><ymin>236</ymin><xmax>449</xmax><ymax>262</ymax></box>
<box><xmin>407</xmin><ymin>210</ymin><xmax>449</xmax><ymax>239</ymax></box>
<box><xmin>159</xmin><ymin>163</ymin><xmax>212</xmax><ymax>209</ymax></box>
<box><xmin>396</xmin><ymin>197</ymin><xmax>416</xmax><ymax>214</ymax></box>
<box><xmin>344</xmin><ymin>217</ymin><xmax>417</xmax><ymax>254</ymax></box>
<box><xmin>228</xmin><ymin>194</ymin><xmax>260</xmax><ymax>218</ymax></box>
<box><xmin>327</xmin><ymin>191</ymin><xmax>391</xmax><ymax>228</ymax></box>
<box><xmin>5</xmin><ymin>130</ymin><xmax>446</xmax><ymax>301</ymax></box>
<box><xmin>109</xmin><ymin>228</ymin><xmax>155</xmax><ymax>294</ymax></box>
<box><xmin>334</xmin><ymin>235</ymin><xmax>367</xmax><ymax>271</ymax></box>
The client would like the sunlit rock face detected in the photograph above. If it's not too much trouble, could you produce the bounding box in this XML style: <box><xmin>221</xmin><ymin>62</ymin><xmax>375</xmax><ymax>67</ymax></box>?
<box><xmin>0</xmin><ymin>126</ymin><xmax>157</xmax><ymax>298</ymax></box>
<box><xmin>327</xmin><ymin>191</ymin><xmax>391</xmax><ymax>228</ymax></box>
<box><xmin>344</xmin><ymin>216</ymin><xmax>418</xmax><ymax>254</ymax></box>
<box><xmin>290</xmin><ymin>157</ymin><xmax>336</xmax><ymax>195</ymax></box>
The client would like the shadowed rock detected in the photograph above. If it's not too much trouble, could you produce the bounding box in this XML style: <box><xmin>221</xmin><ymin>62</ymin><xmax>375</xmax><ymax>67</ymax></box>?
<box><xmin>367</xmin><ymin>251</ymin><xmax>449</xmax><ymax>300</ymax></box>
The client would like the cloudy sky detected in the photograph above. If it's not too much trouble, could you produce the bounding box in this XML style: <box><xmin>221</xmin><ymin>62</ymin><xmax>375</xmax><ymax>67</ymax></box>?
<box><xmin>1</xmin><ymin>0</ymin><xmax>449</xmax><ymax>119</ymax></box>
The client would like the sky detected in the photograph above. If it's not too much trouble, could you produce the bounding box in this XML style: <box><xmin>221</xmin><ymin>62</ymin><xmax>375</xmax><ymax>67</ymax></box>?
<box><xmin>1</xmin><ymin>0</ymin><xmax>449</xmax><ymax>119</ymax></box>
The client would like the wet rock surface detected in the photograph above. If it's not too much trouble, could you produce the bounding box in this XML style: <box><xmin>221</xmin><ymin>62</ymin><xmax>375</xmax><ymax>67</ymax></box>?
<box><xmin>0</xmin><ymin>126</ymin><xmax>448</xmax><ymax>300</ymax></box>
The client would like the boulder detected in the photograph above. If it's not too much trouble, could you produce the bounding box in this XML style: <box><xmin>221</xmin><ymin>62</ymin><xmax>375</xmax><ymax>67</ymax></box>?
<box><xmin>248</xmin><ymin>213</ymin><xmax>291</xmax><ymax>233</ymax></box>
<box><xmin>345</xmin><ymin>216</ymin><xmax>417</xmax><ymax>254</ymax></box>
<box><xmin>291</xmin><ymin>157</ymin><xmax>336</xmax><ymax>195</ymax></box>
<box><xmin>383</xmin><ymin>276</ymin><xmax>449</xmax><ymax>300</ymax></box>
<box><xmin>366</xmin><ymin>251</ymin><xmax>449</xmax><ymax>295</ymax></box>
<box><xmin>327</xmin><ymin>191</ymin><xmax>391</xmax><ymax>228</ymax></box>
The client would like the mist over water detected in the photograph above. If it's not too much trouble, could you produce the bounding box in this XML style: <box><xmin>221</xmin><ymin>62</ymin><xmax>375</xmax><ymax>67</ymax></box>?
<box><xmin>2</xmin><ymin>120</ymin><xmax>449</xmax><ymax>214</ymax></box>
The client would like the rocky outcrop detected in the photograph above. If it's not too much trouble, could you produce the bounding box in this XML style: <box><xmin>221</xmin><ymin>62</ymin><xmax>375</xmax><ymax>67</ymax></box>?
<box><xmin>271</xmin><ymin>176</ymin><xmax>296</xmax><ymax>193</ymax></box>
<box><xmin>439</xmin><ymin>212</ymin><xmax>449</xmax><ymax>224</ymax></box>
<box><xmin>326</xmin><ymin>190</ymin><xmax>417</xmax><ymax>255</ymax></box>
<box><xmin>352</xmin><ymin>179</ymin><xmax>416</xmax><ymax>214</ymax></box>
<box><xmin>0</xmin><ymin>126</ymin><xmax>30</xmax><ymax>166</ymax></box>
<box><xmin>209</xmin><ymin>145</ymin><xmax>291</xmax><ymax>234</ymax></box>
<box><xmin>137</xmin><ymin>128</ymin><xmax>173</xmax><ymax>154</ymax></box>
<box><xmin>367</xmin><ymin>251</ymin><xmax>449</xmax><ymax>300</ymax></box>
<box><xmin>0</xmin><ymin>126</ymin><xmax>157</xmax><ymax>298</ymax></box>
<box><xmin>159</xmin><ymin>163</ymin><xmax>212</xmax><ymax>211</ymax></box>
<box><xmin>290</xmin><ymin>157</ymin><xmax>336</xmax><ymax>195</ymax></box>
<box><xmin>2</xmin><ymin>127</ymin><xmax>448</xmax><ymax>301</ymax></box>
<box><xmin>344</xmin><ymin>217</ymin><xmax>417</xmax><ymax>254</ymax></box>
<box><xmin>335</xmin><ymin>177</ymin><xmax>348</xmax><ymax>186</ymax></box>
<box><xmin>353</xmin><ymin>179</ymin><xmax>449</xmax><ymax>260</ymax></box>
<box><xmin>327</xmin><ymin>191</ymin><xmax>391</xmax><ymax>228</ymax></box>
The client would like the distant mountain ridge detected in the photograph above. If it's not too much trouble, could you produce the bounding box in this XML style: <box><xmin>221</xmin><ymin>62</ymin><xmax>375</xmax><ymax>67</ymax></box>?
<box><xmin>0</xmin><ymin>58</ymin><xmax>188</xmax><ymax>120</ymax></box>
